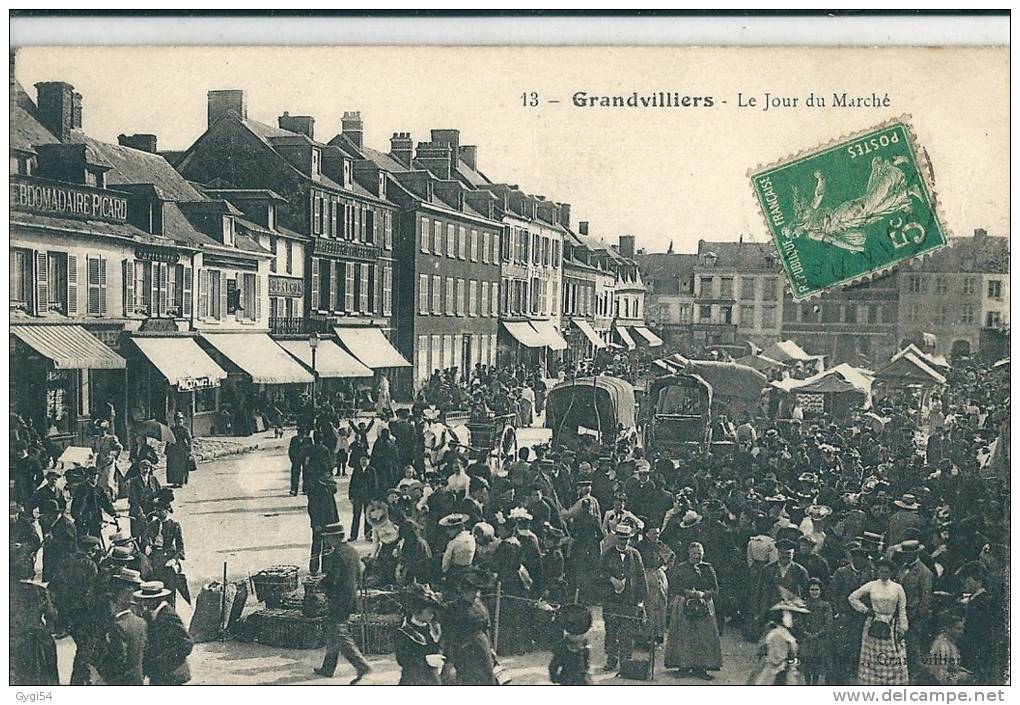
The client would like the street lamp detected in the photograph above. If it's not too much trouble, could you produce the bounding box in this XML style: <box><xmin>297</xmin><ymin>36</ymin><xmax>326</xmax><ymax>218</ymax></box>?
<box><xmin>308</xmin><ymin>332</ymin><xmax>319</xmax><ymax>414</ymax></box>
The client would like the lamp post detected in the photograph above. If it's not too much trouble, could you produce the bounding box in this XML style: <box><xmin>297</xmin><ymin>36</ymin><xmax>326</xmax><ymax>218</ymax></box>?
<box><xmin>309</xmin><ymin>332</ymin><xmax>319</xmax><ymax>415</ymax></box>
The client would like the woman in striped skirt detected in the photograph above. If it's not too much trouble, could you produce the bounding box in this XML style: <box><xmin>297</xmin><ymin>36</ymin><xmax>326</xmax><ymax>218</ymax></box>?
<box><xmin>847</xmin><ymin>558</ymin><xmax>909</xmax><ymax>685</ymax></box>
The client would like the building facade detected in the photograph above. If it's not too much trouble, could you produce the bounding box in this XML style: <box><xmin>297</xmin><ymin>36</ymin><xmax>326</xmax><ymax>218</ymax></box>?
<box><xmin>559</xmin><ymin>228</ymin><xmax>604</xmax><ymax>362</ymax></box>
<box><xmin>634</xmin><ymin>250</ymin><xmax>697</xmax><ymax>351</ymax></box>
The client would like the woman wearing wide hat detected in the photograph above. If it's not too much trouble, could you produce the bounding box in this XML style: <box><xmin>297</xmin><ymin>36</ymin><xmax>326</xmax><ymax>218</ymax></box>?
<box><xmin>746</xmin><ymin>588</ymin><xmax>810</xmax><ymax>685</ymax></box>
<box><xmin>441</xmin><ymin>567</ymin><xmax>497</xmax><ymax>684</ymax></box>
<box><xmin>394</xmin><ymin>583</ymin><xmax>445</xmax><ymax>685</ymax></box>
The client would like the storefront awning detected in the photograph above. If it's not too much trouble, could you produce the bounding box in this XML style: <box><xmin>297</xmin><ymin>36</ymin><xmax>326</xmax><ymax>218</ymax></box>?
<box><xmin>615</xmin><ymin>325</ymin><xmax>636</xmax><ymax>351</ymax></box>
<box><xmin>334</xmin><ymin>327</ymin><xmax>411</xmax><ymax>369</ymax></box>
<box><xmin>201</xmin><ymin>333</ymin><xmax>314</xmax><ymax>384</ymax></box>
<box><xmin>529</xmin><ymin>320</ymin><xmax>568</xmax><ymax>351</ymax></box>
<box><xmin>132</xmin><ymin>337</ymin><xmax>227</xmax><ymax>390</ymax></box>
<box><xmin>631</xmin><ymin>326</ymin><xmax>664</xmax><ymax>348</ymax></box>
<box><xmin>572</xmin><ymin>318</ymin><xmax>607</xmax><ymax>349</ymax></box>
<box><xmin>502</xmin><ymin>320</ymin><xmax>546</xmax><ymax>348</ymax></box>
<box><xmin>278</xmin><ymin>339</ymin><xmax>373</xmax><ymax>378</ymax></box>
<box><xmin>12</xmin><ymin>325</ymin><xmax>125</xmax><ymax>369</ymax></box>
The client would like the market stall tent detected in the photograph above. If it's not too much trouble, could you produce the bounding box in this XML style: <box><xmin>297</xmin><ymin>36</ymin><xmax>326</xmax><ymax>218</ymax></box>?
<box><xmin>770</xmin><ymin>363</ymin><xmax>874</xmax><ymax>418</ymax></box>
<box><xmin>762</xmin><ymin>339</ymin><xmax>825</xmax><ymax>365</ymax></box>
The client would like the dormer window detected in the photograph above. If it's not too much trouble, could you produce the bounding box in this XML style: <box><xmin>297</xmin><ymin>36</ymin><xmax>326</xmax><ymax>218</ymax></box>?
<box><xmin>342</xmin><ymin>159</ymin><xmax>352</xmax><ymax>189</ymax></box>
<box><xmin>311</xmin><ymin>148</ymin><xmax>321</xmax><ymax>176</ymax></box>
<box><xmin>222</xmin><ymin>215</ymin><xmax>235</xmax><ymax>246</ymax></box>
<box><xmin>267</xmin><ymin>204</ymin><xmax>276</xmax><ymax>230</ymax></box>
<box><xmin>378</xmin><ymin>173</ymin><xmax>386</xmax><ymax>198</ymax></box>
<box><xmin>84</xmin><ymin>167</ymin><xmax>105</xmax><ymax>188</ymax></box>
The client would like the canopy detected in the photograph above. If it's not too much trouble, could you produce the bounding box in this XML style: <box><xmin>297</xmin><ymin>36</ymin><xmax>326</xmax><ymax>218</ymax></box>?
<box><xmin>875</xmin><ymin>351</ymin><xmax>947</xmax><ymax>386</ymax></box>
<box><xmin>12</xmin><ymin>325</ymin><xmax>125</xmax><ymax>369</ymax></box>
<box><xmin>502</xmin><ymin>320</ymin><xmax>546</xmax><ymax>348</ymax></box>
<box><xmin>334</xmin><ymin>327</ymin><xmax>411</xmax><ymax>368</ymax></box>
<box><xmin>615</xmin><ymin>325</ymin><xmax>636</xmax><ymax>350</ymax></box>
<box><xmin>734</xmin><ymin>353</ymin><xmax>785</xmax><ymax>372</ymax></box>
<box><xmin>201</xmin><ymin>333</ymin><xmax>314</xmax><ymax>384</ymax></box>
<box><xmin>771</xmin><ymin>363</ymin><xmax>873</xmax><ymax>396</ymax></box>
<box><xmin>132</xmin><ymin>337</ymin><xmax>227</xmax><ymax>389</ymax></box>
<box><xmin>762</xmin><ymin>339</ymin><xmax>823</xmax><ymax>364</ymax></box>
<box><xmin>530</xmin><ymin>319</ymin><xmax>568</xmax><ymax>351</ymax></box>
<box><xmin>572</xmin><ymin>318</ymin><xmax>607</xmax><ymax>349</ymax></box>
<box><xmin>890</xmin><ymin>343</ymin><xmax>950</xmax><ymax>371</ymax></box>
<box><xmin>631</xmin><ymin>326</ymin><xmax>663</xmax><ymax>347</ymax></box>
<box><xmin>277</xmin><ymin>339</ymin><xmax>373</xmax><ymax>378</ymax></box>
<box><xmin>546</xmin><ymin>375</ymin><xmax>636</xmax><ymax>438</ymax></box>
<box><xmin>684</xmin><ymin>359</ymin><xmax>768</xmax><ymax>402</ymax></box>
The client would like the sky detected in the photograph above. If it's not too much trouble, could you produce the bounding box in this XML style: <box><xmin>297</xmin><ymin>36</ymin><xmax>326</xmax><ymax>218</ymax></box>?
<box><xmin>14</xmin><ymin>46</ymin><xmax>1009</xmax><ymax>254</ymax></box>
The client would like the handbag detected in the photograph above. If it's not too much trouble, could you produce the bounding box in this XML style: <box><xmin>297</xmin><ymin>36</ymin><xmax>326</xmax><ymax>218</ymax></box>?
<box><xmin>867</xmin><ymin>619</ymin><xmax>892</xmax><ymax>640</ymax></box>
<box><xmin>683</xmin><ymin>596</ymin><xmax>710</xmax><ymax>620</ymax></box>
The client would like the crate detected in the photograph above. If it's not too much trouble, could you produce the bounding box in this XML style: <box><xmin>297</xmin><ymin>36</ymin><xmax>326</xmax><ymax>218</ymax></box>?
<box><xmin>252</xmin><ymin>565</ymin><xmax>299</xmax><ymax>607</ymax></box>
<box><xmin>249</xmin><ymin>607</ymin><xmax>329</xmax><ymax>650</ymax></box>
<box><xmin>350</xmin><ymin>613</ymin><xmax>402</xmax><ymax>655</ymax></box>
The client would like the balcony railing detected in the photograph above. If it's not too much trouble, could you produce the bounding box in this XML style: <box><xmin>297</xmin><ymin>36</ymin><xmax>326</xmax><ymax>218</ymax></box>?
<box><xmin>269</xmin><ymin>317</ymin><xmax>314</xmax><ymax>334</ymax></box>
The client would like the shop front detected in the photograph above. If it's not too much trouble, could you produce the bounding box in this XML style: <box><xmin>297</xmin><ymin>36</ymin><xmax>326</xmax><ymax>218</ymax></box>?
<box><xmin>277</xmin><ymin>337</ymin><xmax>373</xmax><ymax>409</ymax></box>
<box><xmin>10</xmin><ymin>324</ymin><xmax>127</xmax><ymax>447</ymax></box>
<box><xmin>128</xmin><ymin>335</ymin><xmax>229</xmax><ymax>437</ymax></box>
<box><xmin>333</xmin><ymin>326</ymin><xmax>411</xmax><ymax>406</ymax></box>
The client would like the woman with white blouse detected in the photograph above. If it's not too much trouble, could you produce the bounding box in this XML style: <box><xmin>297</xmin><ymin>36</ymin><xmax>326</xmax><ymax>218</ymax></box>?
<box><xmin>848</xmin><ymin>557</ymin><xmax>909</xmax><ymax>685</ymax></box>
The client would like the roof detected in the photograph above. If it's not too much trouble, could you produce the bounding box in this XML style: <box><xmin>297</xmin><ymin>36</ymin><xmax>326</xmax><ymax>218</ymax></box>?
<box><xmin>772</xmin><ymin>363</ymin><xmax>873</xmax><ymax>397</ymax></box>
<box><xmin>10</xmin><ymin>209</ymin><xmax>192</xmax><ymax>249</ymax></box>
<box><xmin>10</xmin><ymin>79</ymin><xmax>59</xmax><ymax>153</ymax></box>
<box><xmin>762</xmin><ymin>340</ymin><xmax>823</xmax><ymax>363</ymax></box>
<box><xmin>159</xmin><ymin>203</ymin><xmax>223</xmax><ymax>249</ymax></box>
<box><xmin>683</xmin><ymin>359</ymin><xmax>768</xmax><ymax>402</ymax></box>
<box><xmin>908</xmin><ymin>234</ymin><xmax>1009</xmax><ymax>274</ymax></box>
<box><xmin>455</xmin><ymin>158</ymin><xmax>492</xmax><ymax>188</ymax></box>
<box><xmin>696</xmin><ymin>239</ymin><xmax>776</xmax><ymax>271</ymax></box>
<box><xmin>875</xmin><ymin>352</ymin><xmax>947</xmax><ymax>386</ymax></box>
<box><xmin>891</xmin><ymin>344</ymin><xmax>950</xmax><ymax>371</ymax></box>
<box><xmin>635</xmin><ymin>252</ymin><xmax>697</xmax><ymax>294</ymax></box>
<box><xmin>63</xmin><ymin>133</ymin><xmax>205</xmax><ymax>202</ymax></box>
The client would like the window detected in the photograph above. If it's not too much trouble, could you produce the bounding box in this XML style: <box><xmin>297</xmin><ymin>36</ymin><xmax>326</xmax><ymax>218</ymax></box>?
<box><xmin>359</xmin><ymin>263</ymin><xmax>370</xmax><ymax>312</ymax></box>
<box><xmin>740</xmin><ymin>277</ymin><xmax>756</xmax><ymax>300</ymax></box>
<box><xmin>45</xmin><ymin>252</ymin><xmax>68</xmax><ymax>314</ymax></box>
<box><xmin>312</xmin><ymin>196</ymin><xmax>322</xmax><ymax>236</ymax></box>
<box><xmin>986</xmin><ymin>311</ymin><xmax>1002</xmax><ymax>328</ymax></box>
<box><xmin>420</xmin><ymin>217</ymin><xmax>430</xmax><ymax>252</ymax></box>
<box><xmin>268</xmin><ymin>237</ymin><xmax>278</xmax><ymax>273</ymax></box>
<box><xmin>552</xmin><ymin>240</ymin><xmax>560</xmax><ymax>268</ymax></box>
<box><xmin>988</xmin><ymin>280</ymin><xmax>1003</xmax><ymax>299</ymax></box>
<box><xmin>195</xmin><ymin>387</ymin><xmax>217</xmax><ymax>413</ymax></box>
<box><xmin>10</xmin><ymin>249</ymin><xmax>33</xmax><ymax>310</ymax></box>
<box><xmin>431</xmin><ymin>275</ymin><xmax>441</xmax><ymax>314</ymax></box>
<box><xmin>761</xmin><ymin>305</ymin><xmax>776</xmax><ymax>328</ymax></box>
<box><xmin>86</xmin><ymin>255</ymin><xmax>107</xmax><ymax>316</ymax></box>
<box><xmin>963</xmin><ymin>277</ymin><xmax>976</xmax><ymax>295</ymax></box>
<box><xmin>908</xmin><ymin>275</ymin><xmax>925</xmax><ymax>293</ymax></box>
<box><xmin>482</xmin><ymin>232</ymin><xmax>490</xmax><ymax>264</ymax></box>
<box><xmin>906</xmin><ymin>304</ymin><xmax>920</xmax><ymax>323</ymax></box>
<box><xmin>822</xmin><ymin>303</ymin><xmax>840</xmax><ymax>323</ymax></box>
<box><xmin>459</xmin><ymin>226</ymin><xmax>468</xmax><ymax>259</ymax></box>
<box><xmin>740</xmin><ymin>305</ymin><xmax>754</xmax><ymax>325</ymax></box>
<box><xmin>720</xmin><ymin>305</ymin><xmax>732</xmax><ymax>323</ymax></box>
<box><xmin>480</xmin><ymin>281</ymin><xmax>488</xmax><ymax>317</ymax></box>
<box><xmin>456</xmin><ymin>278</ymin><xmax>466</xmax><ymax>316</ymax></box>
<box><xmin>285</xmin><ymin>240</ymin><xmax>293</xmax><ymax>274</ymax></box>
<box><xmin>468</xmin><ymin>280</ymin><xmax>478</xmax><ymax>316</ymax></box>
<box><xmin>364</xmin><ymin>210</ymin><xmax>375</xmax><ymax>245</ymax></box>
<box><xmin>698</xmin><ymin>304</ymin><xmax>712</xmax><ymax>320</ymax></box>
<box><xmin>416</xmin><ymin>335</ymin><xmax>429</xmax><ymax>384</ymax></box>
<box><xmin>961</xmin><ymin>304</ymin><xmax>975</xmax><ymax>324</ymax></box>
<box><xmin>312</xmin><ymin>148</ymin><xmax>321</xmax><ymax>176</ymax></box>
<box><xmin>470</xmin><ymin>229</ymin><xmax>479</xmax><ymax>261</ymax></box>
<box><xmin>433</xmin><ymin>220</ymin><xmax>442</xmax><ymax>253</ymax></box>
<box><xmin>329</xmin><ymin>199</ymin><xmax>337</xmax><ymax>237</ymax></box>
<box><xmin>763</xmin><ymin>277</ymin><xmax>778</xmax><ymax>300</ymax></box>
<box><xmin>935</xmin><ymin>276</ymin><xmax>947</xmax><ymax>295</ymax></box>
<box><xmin>699</xmin><ymin>276</ymin><xmax>714</xmax><ymax>296</ymax></box>
<box><xmin>241</xmin><ymin>272</ymin><xmax>259</xmax><ymax>321</ymax></box>
<box><xmin>207</xmin><ymin>269</ymin><xmax>223</xmax><ymax>320</ymax></box>
<box><xmin>383</xmin><ymin>265</ymin><xmax>392</xmax><ymax>316</ymax></box>
<box><xmin>719</xmin><ymin>277</ymin><xmax>734</xmax><ymax>298</ymax></box>
<box><xmin>491</xmin><ymin>282</ymin><xmax>499</xmax><ymax>316</ymax></box>
<box><xmin>446</xmin><ymin>224</ymin><xmax>456</xmax><ymax>257</ymax></box>
<box><xmin>418</xmin><ymin>274</ymin><xmax>429</xmax><ymax>315</ymax></box>
<box><xmin>445</xmin><ymin>277</ymin><xmax>454</xmax><ymax>315</ymax></box>
<box><xmin>345</xmin><ymin>262</ymin><xmax>355</xmax><ymax>311</ymax></box>
<box><xmin>933</xmin><ymin>305</ymin><xmax>947</xmax><ymax>324</ymax></box>
<box><xmin>867</xmin><ymin>305</ymin><xmax>878</xmax><ymax>324</ymax></box>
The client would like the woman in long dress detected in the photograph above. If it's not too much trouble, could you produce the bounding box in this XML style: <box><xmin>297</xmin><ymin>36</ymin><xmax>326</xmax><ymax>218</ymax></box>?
<box><xmin>799</xmin><ymin>578</ymin><xmax>833</xmax><ymax>685</ymax></box>
<box><xmin>376</xmin><ymin>375</ymin><xmax>393</xmax><ymax>416</ymax></box>
<box><xmin>165</xmin><ymin>412</ymin><xmax>193</xmax><ymax>488</ymax></box>
<box><xmin>848</xmin><ymin>557</ymin><xmax>909</xmax><ymax>685</ymax></box>
<box><xmin>636</xmin><ymin>524</ymin><xmax>674</xmax><ymax>642</ymax></box>
<box><xmin>664</xmin><ymin>542</ymin><xmax>722</xmax><ymax>680</ymax></box>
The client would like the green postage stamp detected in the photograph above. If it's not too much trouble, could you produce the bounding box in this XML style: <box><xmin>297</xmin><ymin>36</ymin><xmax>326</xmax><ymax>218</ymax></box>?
<box><xmin>750</xmin><ymin>118</ymin><xmax>948</xmax><ymax>300</ymax></box>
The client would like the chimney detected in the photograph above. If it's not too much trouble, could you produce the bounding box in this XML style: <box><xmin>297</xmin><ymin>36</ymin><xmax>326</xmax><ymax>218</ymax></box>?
<box><xmin>390</xmin><ymin>132</ymin><xmax>413</xmax><ymax>166</ymax></box>
<box><xmin>278</xmin><ymin>112</ymin><xmax>315</xmax><ymax>139</ymax></box>
<box><xmin>460</xmin><ymin>145</ymin><xmax>478</xmax><ymax>170</ymax></box>
<box><xmin>557</xmin><ymin>203</ymin><xmax>571</xmax><ymax>230</ymax></box>
<box><xmin>35</xmin><ymin>81</ymin><xmax>81</xmax><ymax>141</ymax></box>
<box><xmin>619</xmin><ymin>235</ymin><xmax>635</xmax><ymax>258</ymax></box>
<box><xmin>974</xmin><ymin>227</ymin><xmax>987</xmax><ymax>241</ymax></box>
<box><xmin>341</xmin><ymin>111</ymin><xmax>363</xmax><ymax>149</ymax></box>
<box><xmin>430</xmin><ymin>129</ymin><xmax>460</xmax><ymax>173</ymax></box>
<box><xmin>207</xmin><ymin>89</ymin><xmax>247</xmax><ymax>128</ymax></box>
<box><xmin>578</xmin><ymin>221</ymin><xmax>589</xmax><ymax>236</ymax></box>
<box><xmin>415</xmin><ymin>141</ymin><xmax>452</xmax><ymax>180</ymax></box>
<box><xmin>117</xmin><ymin>133</ymin><xmax>158</xmax><ymax>153</ymax></box>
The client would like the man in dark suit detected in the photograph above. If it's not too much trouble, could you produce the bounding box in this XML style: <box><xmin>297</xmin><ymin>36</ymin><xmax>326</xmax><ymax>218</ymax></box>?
<box><xmin>288</xmin><ymin>427</ymin><xmax>312</xmax><ymax>496</ymax></box>
<box><xmin>315</xmin><ymin>522</ymin><xmax>372</xmax><ymax>683</ymax></box>
<box><xmin>756</xmin><ymin>538</ymin><xmax>809</xmax><ymax>632</ymax></box>
<box><xmin>136</xmin><ymin>580</ymin><xmax>193</xmax><ymax>684</ymax></box>
<box><xmin>94</xmin><ymin>568</ymin><xmax>147</xmax><ymax>685</ymax></box>
<box><xmin>958</xmin><ymin>562</ymin><xmax>1006</xmax><ymax>684</ymax></box>
<box><xmin>599</xmin><ymin>523</ymin><xmax>647</xmax><ymax>671</ymax></box>
<box><xmin>71</xmin><ymin>467</ymin><xmax>116</xmax><ymax>539</ymax></box>
<box><xmin>29</xmin><ymin>470</ymin><xmax>67</xmax><ymax>514</ymax></box>
<box><xmin>50</xmin><ymin>535</ymin><xmax>102</xmax><ymax>684</ymax></box>
<box><xmin>39</xmin><ymin>499</ymin><xmax>77</xmax><ymax>583</ymax></box>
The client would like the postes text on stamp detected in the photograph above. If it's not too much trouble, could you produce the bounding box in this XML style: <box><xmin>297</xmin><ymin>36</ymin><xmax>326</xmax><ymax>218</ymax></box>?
<box><xmin>750</xmin><ymin>119</ymin><xmax>948</xmax><ymax>300</ymax></box>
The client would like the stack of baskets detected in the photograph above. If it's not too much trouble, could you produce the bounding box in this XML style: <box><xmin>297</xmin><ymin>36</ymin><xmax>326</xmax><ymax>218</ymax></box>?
<box><xmin>248</xmin><ymin>608</ymin><xmax>329</xmax><ymax>650</ymax></box>
<box><xmin>349</xmin><ymin>612</ymin><xmax>402</xmax><ymax>655</ymax></box>
<box><xmin>251</xmin><ymin>565</ymin><xmax>299</xmax><ymax>608</ymax></box>
<box><xmin>301</xmin><ymin>574</ymin><xmax>329</xmax><ymax>618</ymax></box>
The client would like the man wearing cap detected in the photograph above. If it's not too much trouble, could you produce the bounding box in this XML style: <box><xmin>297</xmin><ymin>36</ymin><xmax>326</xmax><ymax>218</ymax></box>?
<box><xmin>28</xmin><ymin>469</ymin><xmax>66</xmax><ymax>515</ymax></box>
<box><xmin>561</xmin><ymin>477</ymin><xmax>602</xmax><ymax>523</ymax></box>
<box><xmin>624</xmin><ymin>460</ymin><xmax>672</xmax><ymax>530</ymax></box>
<box><xmin>599</xmin><ymin>522</ymin><xmax>647</xmax><ymax>671</ymax></box>
<box><xmin>895</xmin><ymin>539</ymin><xmax>933</xmax><ymax>678</ymax></box>
<box><xmin>756</xmin><ymin>538</ymin><xmax>809</xmax><ymax>634</ymax></box>
<box><xmin>440</xmin><ymin>513</ymin><xmax>476</xmax><ymax>575</ymax></box>
<box><xmin>886</xmin><ymin>494</ymin><xmax>924</xmax><ymax>548</ymax></box>
<box><xmin>127</xmin><ymin>459</ymin><xmax>162</xmax><ymax>534</ymax></box>
<box><xmin>93</xmin><ymin>568</ymin><xmax>147</xmax><ymax>685</ymax></box>
<box><xmin>71</xmin><ymin>467</ymin><xmax>116</xmax><ymax>540</ymax></box>
<box><xmin>602</xmin><ymin>493</ymin><xmax>640</xmax><ymax>551</ymax></box>
<box><xmin>316</xmin><ymin>522</ymin><xmax>372</xmax><ymax>683</ymax></box>
<box><xmin>796</xmin><ymin>534</ymin><xmax>831</xmax><ymax>584</ymax></box>
<box><xmin>442</xmin><ymin>567</ymin><xmax>498</xmax><ymax>684</ymax></box>
<box><xmin>136</xmin><ymin>580</ymin><xmax>193</xmax><ymax>684</ymax></box>
<box><xmin>829</xmin><ymin>542</ymin><xmax>876</xmax><ymax>684</ymax></box>
<box><xmin>54</xmin><ymin>536</ymin><xmax>102</xmax><ymax>684</ymax></box>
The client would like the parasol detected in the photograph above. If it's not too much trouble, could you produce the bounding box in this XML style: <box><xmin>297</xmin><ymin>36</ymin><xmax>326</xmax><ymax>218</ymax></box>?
<box><xmin>139</xmin><ymin>419</ymin><xmax>176</xmax><ymax>444</ymax></box>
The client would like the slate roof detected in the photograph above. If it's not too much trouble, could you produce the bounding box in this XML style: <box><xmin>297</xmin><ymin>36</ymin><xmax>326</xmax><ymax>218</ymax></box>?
<box><xmin>10</xmin><ymin>79</ymin><xmax>59</xmax><ymax>153</ymax></box>
<box><xmin>695</xmin><ymin>239</ymin><xmax>776</xmax><ymax>270</ymax></box>
<box><xmin>634</xmin><ymin>253</ymin><xmax>698</xmax><ymax>295</ymax></box>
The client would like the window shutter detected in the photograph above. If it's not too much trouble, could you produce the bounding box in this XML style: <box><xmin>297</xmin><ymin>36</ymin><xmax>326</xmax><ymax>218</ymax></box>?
<box><xmin>35</xmin><ymin>251</ymin><xmax>49</xmax><ymax>315</ymax></box>
<box><xmin>198</xmin><ymin>268</ymin><xmax>209</xmax><ymax>319</ymax></box>
<box><xmin>310</xmin><ymin>257</ymin><xmax>320</xmax><ymax>310</ymax></box>
<box><xmin>66</xmin><ymin>254</ymin><xmax>78</xmax><ymax>316</ymax></box>
<box><xmin>334</xmin><ymin>261</ymin><xmax>344</xmax><ymax>310</ymax></box>
<box><xmin>345</xmin><ymin>263</ymin><xmax>355</xmax><ymax>311</ymax></box>
<box><xmin>183</xmin><ymin>265</ymin><xmax>193</xmax><ymax>317</ymax></box>
<box><xmin>87</xmin><ymin>256</ymin><xmax>100</xmax><ymax>315</ymax></box>
<box><xmin>123</xmin><ymin>259</ymin><xmax>134</xmax><ymax>316</ymax></box>
<box><xmin>158</xmin><ymin>262</ymin><xmax>169</xmax><ymax>316</ymax></box>
<box><xmin>219</xmin><ymin>271</ymin><xmax>228</xmax><ymax>321</ymax></box>
<box><xmin>99</xmin><ymin>256</ymin><xmax>108</xmax><ymax>315</ymax></box>
<box><xmin>167</xmin><ymin>263</ymin><xmax>177</xmax><ymax>313</ymax></box>
<box><xmin>253</xmin><ymin>273</ymin><xmax>262</xmax><ymax>322</ymax></box>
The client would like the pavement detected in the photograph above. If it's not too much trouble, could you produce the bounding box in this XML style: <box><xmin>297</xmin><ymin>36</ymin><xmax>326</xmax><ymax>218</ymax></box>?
<box><xmin>53</xmin><ymin>415</ymin><xmax>759</xmax><ymax>685</ymax></box>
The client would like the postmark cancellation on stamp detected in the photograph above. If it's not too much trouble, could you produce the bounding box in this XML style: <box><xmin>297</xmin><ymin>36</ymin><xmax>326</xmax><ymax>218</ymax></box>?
<box><xmin>750</xmin><ymin>118</ymin><xmax>948</xmax><ymax>300</ymax></box>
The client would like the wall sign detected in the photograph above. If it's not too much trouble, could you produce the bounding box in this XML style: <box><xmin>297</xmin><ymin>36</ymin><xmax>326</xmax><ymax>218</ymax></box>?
<box><xmin>313</xmin><ymin>238</ymin><xmax>378</xmax><ymax>261</ymax></box>
<box><xmin>10</xmin><ymin>174</ymin><xmax>128</xmax><ymax>223</ymax></box>
<box><xmin>269</xmin><ymin>275</ymin><xmax>304</xmax><ymax>297</ymax></box>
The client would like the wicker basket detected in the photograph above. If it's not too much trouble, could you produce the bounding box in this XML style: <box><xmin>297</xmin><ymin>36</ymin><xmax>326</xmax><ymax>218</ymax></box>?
<box><xmin>250</xmin><ymin>607</ymin><xmax>329</xmax><ymax>650</ymax></box>
<box><xmin>252</xmin><ymin>565</ymin><xmax>299</xmax><ymax>607</ymax></box>
<box><xmin>350</xmin><ymin>613</ymin><xmax>402</xmax><ymax>655</ymax></box>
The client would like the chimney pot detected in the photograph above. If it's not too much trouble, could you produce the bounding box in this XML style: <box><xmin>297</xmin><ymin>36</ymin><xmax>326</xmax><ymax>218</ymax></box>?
<box><xmin>341</xmin><ymin>110</ymin><xmax>364</xmax><ymax>149</ymax></box>
<box><xmin>460</xmin><ymin>145</ymin><xmax>478</xmax><ymax>170</ymax></box>
<box><xmin>207</xmin><ymin>89</ymin><xmax>247</xmax><ymax>128</ymax></box>
<box><xmin>117</xmin><ymin>133</ymin><xmax>158</xmax><ymax>153</ymax></box>
<box><xmin>35</xmin><ymin>81</ymin><xmax>78</xmax><ymax>141</ymax></box>
<box><xmin>579</xmin><ymin>221</ymin><xmax>589</xmax><ymax>236</ymax></box>
<box><xmin>390</xmin><ymin>132</ymin><xmax>413</xmax><ymax>167</ymax></box>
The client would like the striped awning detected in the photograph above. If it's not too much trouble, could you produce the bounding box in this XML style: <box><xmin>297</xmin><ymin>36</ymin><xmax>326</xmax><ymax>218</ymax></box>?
<box><xmin>11</xmin><ymin>325</ymin><xmax>125</xmax><ymax>369</ymax></box>
<box><xmin>201</xmin><ymin>333</ymin><xmax>314</xmax><ymax>385</ymax></box>
<box><xmin>572</xmin><ymin>318</ymin><xmax>607</xmax><ymax>349</ymax></box>
<box><xmin>631</xmin><ymin>326</ymin><xmax>664</xmax><ymax>347</ymax></box>
<box><xmin>132</xmin><ymin>337</ymin><xmax>227</xmax><ymax>389</ymax></box>
<box><xmin>277</xmin><ymin>338</ymin><xmax>373</xmax><ymax>378</ymax></box>
<box><xmin>615</xmin><ymin>325</ymin><xmax>636</xmax><ymax>351</ymax></box>
<box><xmin>529</xmin><ymin>319</ymin><xmax>568</xmax><ymax>351</ymax></box>
<box><xmin>334</xmin><ymin>327</ymin><xmax>411</xmax><ymax>369</ymax></box>
<box><xmin>502</xmin><ymin>321</ymin><xmax>546</xmax><ymax>348</ymax></box>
